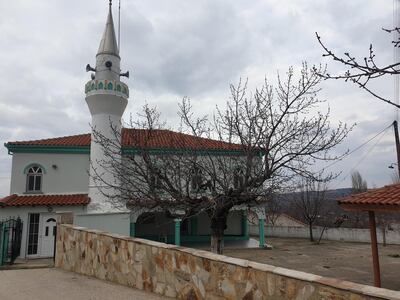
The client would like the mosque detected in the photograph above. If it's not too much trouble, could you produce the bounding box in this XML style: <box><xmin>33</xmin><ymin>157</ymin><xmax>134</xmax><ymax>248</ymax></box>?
<box><xmin>0</xmin><ymin>2</ymin><xmax>265</xmax><ymax>258</ymax></box>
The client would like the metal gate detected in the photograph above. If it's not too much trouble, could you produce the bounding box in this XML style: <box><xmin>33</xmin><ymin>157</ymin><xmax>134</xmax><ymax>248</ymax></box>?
<box><xmin>0</xmin><ymin>217</ymin><xmax>23</xmax><ymax>265</ymax></box>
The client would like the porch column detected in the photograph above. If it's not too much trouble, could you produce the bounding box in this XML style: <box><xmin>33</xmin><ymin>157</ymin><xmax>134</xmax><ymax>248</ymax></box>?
<box><xmin>130</xmin><ymin>209</ymin><xmax>145</xmax><ymax>238</ymax></box>
<box><xmin>368</xmin><ymin>211</ymin><xmax>381</xmax><ymax>287</ymax></box>
<box><xmin>130</xmin><ymin>222</ymin><xmax>136</xmax><ymax>237</ymax></box>
<box><xmin>259</xmin><ymin>218</ymin><xmax>265</xmax><ymax>248</ymax></box>
<box><xmin>174</xmin><ymin>218</ymin><xmax>181</xmax><ymax>246</ymax></box>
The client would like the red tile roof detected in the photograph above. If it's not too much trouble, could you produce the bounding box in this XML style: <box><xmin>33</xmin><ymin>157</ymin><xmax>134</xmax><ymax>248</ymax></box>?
<box><xmin>338</xmin><ymin>183</ymin><xmax>400</xmax><ymax>211</ymax></box>
<box><xmin>0</xmin><ymin>194</ymin><xmax>89</xmax><ymax>207</ymax></box>
<box><xmin>7</xmin><ymin>129</ymin><xmax>242</xmax><ymax>151</ymax></box>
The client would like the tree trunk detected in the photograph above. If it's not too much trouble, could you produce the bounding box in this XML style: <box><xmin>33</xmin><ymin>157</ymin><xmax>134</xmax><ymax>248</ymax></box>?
<box><xmin>210</xmin><ymin>212</ymin><xmax>228</xmax><ymax>254</ymax></box>
<box><xmin>309</xmin><ymin>223</ymin><xmax>314</xmax><ymax>242</ymax></box>
<box><xmin>317</xmin><ymin>226</ymin><xmax>326</xmax><ymax>244</ymax></box>
<box><xmin>210</xmin><ymin>231</ymin><xmax>224</xmax><ymax>254</ymax></box>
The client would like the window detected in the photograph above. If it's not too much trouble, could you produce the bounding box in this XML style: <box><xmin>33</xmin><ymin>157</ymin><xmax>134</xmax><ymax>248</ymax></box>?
<box><xmin>233</xmin><ymin>168</ymin><xmax>244</xmax><ymax>189</ymax></box>
<box><xmin>191</xmin><ymin>167</ymin><xmax>203</xmax><ymax>191</ymax></box>
<box><xmin>27</xmin><ymin>213</ymin><xmax>40</xmax><ymax>255</ymax></box>
<box><xmin>26</xmin><ymin>166</ymin><xmax>43</xmax><ymax>192</ymax></box>
<box><xmin>149</xmin><ymin>168</ymin><xmax>162</xmax><ymax>192</ymax></box>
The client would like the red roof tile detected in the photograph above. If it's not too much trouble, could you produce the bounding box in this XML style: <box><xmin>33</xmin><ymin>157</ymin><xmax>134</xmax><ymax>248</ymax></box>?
<box><xmin>338</xmin><ymin>183</ymin><xmax>400</xmax><ymax>208</ymax></box>
<box><xmin>0</xmin><ymin>194</ymin><xmax>89</xmax><ymax>207</ymax></box>
<box><xmin>7</xmin><ymin>129</ymin><xmax>242</xmax><ymax>151</ymax></box>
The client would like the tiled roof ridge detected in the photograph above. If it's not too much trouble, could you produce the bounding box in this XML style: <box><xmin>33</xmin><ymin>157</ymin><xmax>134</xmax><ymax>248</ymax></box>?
<box><xmin>338</xmin><ymin>183</ymin><xmax>400</xmax><ymax>206</ymax></box>
<box><xmin>7</xmin><ymin>132</ymin><xmax>90</xmax><ymax>145</ymax></box>
<box><xmin>6</xmin><ymin>128</ymin><xmax>242</xmax><ymax>151</ymax></box>
<box><xmin>0</xmin><ymin>193</ymin><xmax>90</xmax><ymax>207</ymax></box>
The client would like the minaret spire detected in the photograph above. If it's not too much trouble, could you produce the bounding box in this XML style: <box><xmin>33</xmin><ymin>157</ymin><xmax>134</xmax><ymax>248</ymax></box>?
<box><xmin>97</xmin><ymin>0</ymin><xmax>119</xmax><ymax>57</ymax></box>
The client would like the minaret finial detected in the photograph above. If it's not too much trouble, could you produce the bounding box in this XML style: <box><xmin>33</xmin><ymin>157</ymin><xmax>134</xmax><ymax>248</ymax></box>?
<box><xmin>109</xmin><ymin>0</ymin><xmax>112</xmax><ymax>7</ymax></box>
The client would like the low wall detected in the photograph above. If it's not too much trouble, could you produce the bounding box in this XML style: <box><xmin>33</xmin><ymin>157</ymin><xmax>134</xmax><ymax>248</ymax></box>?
<box><xmin>55</xmin><ymin>224</ymin><xmax>400</xmax><ymax>299</ymax></box>
<box><xmin>249</xmin><ymin>225</ymin><xmax>400</xmax><ymax>244</ymax></box>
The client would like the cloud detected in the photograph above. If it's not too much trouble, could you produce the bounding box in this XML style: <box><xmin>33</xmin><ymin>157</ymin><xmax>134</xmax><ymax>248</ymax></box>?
<box><xmin>0</xmin><ymin>0</ymin><xmax>395</xmax><ymax>196</ymax></box>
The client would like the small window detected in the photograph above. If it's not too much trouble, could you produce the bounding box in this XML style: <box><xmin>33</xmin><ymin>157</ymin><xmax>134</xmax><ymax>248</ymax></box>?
<box><xmin>191</xmin><ymin>167</ymin><xmax>203</xmax><ymax>191</ymax></box>
<box><xmin>26</xmin><ymin>166</ymin><xmax>43</xmax><ymax>192</ymax></box>
<box><xmin>149</xmin><ymin>168</ymin><xmax>162</xmax><ymax>192</ymax></box>
<box><xmin>233</xmin><ymin>168</ymin><xmax>244</xmax><ymax>189</ymax></box>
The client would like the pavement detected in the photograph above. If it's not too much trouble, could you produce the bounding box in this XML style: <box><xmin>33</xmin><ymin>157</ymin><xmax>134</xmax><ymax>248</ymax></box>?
<box><xmin>0</xmin><ymin>268</ymin><xmax>167</xmax><ymax>300</ymax></box>
<box><xmin>0</xmin><ymin>258</ymin><xmax>54</xmax><ymax>270</ymax></box>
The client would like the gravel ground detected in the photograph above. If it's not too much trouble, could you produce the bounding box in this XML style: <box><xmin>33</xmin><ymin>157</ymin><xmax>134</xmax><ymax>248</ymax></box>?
<box><xmin>223</xmin><ymin>237</ymin><xmax>400</xmax><ymax>291</ymax></box>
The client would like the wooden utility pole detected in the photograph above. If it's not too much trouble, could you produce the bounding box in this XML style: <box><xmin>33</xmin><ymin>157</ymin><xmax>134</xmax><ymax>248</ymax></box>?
<box><xmin>393</xmin><ymin>120</ymin><xmax>400</xmax><ymax>177</ymax></box>
<box><xmin>368</xmin><ymin>211</ymin><xmax>381</xmax><ymax>287</ymax></box>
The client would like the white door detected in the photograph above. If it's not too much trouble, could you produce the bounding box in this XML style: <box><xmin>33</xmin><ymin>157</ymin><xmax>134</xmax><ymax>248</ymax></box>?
<box><xmin>39</xmin><ymin>215</ymin><xmax>57</xmax><ymax>257</ymax></box>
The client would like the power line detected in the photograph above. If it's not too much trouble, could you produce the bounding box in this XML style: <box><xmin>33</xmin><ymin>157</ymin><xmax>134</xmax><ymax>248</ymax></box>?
<box><xmin>332</xmin><ymin>127</ymin><xmax>390</xmax><ymax>188</ymax></box>
<box><xmin>320</xmin><ymin>123</ymin><xmax>392</xmax><ymax>172</ymax></box>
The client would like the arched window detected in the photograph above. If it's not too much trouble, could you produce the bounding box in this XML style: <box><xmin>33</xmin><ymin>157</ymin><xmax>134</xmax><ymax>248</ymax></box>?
<box><xmin>98</xmin><ymin>82</ymin><xmax>104</xmax><ymax>89</ymax></box>
<box><xmin>233</xmin><ymin>168</ymin><xmax>244</xmax><ymax>189</ymax></box>
<box><xmin>26</xmin><ymin>166</ymin><xmax>43</xmax><ymax>192</ymax></box>
<box><xmin>191</xmin><ymin>167</ymin><xmax>203</xmax><ymax>191</ymax></box>
<box><xmin>107</xmin><ymin>82</ymin><xmax>113</xmax><ymax>90</ymax></box>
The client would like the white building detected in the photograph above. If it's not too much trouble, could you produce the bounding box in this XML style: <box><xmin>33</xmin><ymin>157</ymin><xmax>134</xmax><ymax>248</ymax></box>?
<box><xmin>0</xmin><ymin>2</ymin><xmax>260</xmax><ymax>259</ymax></box>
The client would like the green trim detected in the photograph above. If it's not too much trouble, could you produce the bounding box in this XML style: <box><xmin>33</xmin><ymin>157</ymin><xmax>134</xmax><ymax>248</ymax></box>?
<box><xmin>5</xmin><ymin>144</ymin><xmax>90</xmax><ymax>154</ymax></box>
<box><xmin>136</xmin><ymin>234</ymin><xmax>249</xmax><ymax>244</ymax></box>
<box><xmin>174</xmin><ymin>219</ymin><xmax>181</xmax><ymax>246</ymax></box>
<box><xmin>259</xmin><ymin>219</ymin><xmax>265</xmax><ymax>248</ymax></box>
<box><xmin>130</xmin><ymin>222</ymin><xmax>136</xmax><ymax>237</ymax></box>
<box><xmin>23</xmin><ymin>163</ymin><xmax>47</xmax><ymax>174</ymax></box>
<box><xmin>0</xmin><ymin>223</ymin><xmax>8</xmax><ymax>266</ymax></box>
<box><xmin>5</xmin><ymin>143</ymin><xmax>254</xmax><ymax>156</ymax></box>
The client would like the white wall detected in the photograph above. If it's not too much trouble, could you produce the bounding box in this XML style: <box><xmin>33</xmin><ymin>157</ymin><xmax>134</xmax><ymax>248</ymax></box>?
<box><xmin>0</xmin><ymin>205</ymin><xmax>87</xmax><ymax>258</ymax></box>
<box><xmin>75</xmin><ymin>212</ymin><xmax>131</xmax><ymax>236</ymax></box>
<box><xmin>197</xmin><ymin>210</ymin><xmax>243</xmax><ymax>235</ymax></box>
<box><xmin>10</xmin><ymin>153</ymin><xmax>89</xmax><ymax>194</ymax></box>
<box><xmin>249</xmin><ymin>225</ymin><xmax>400</xmax><ymax>245</ymax></box>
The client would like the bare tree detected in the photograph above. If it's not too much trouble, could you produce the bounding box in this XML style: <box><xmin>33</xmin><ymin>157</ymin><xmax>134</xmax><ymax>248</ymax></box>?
<box><xmin>295</xmin><ymin>178</ymin><xmax>328</xmax><ymax>242</ymax></box>
<box><xmin>265</xmin><ymin>195</ymin><xmax>281</xmax><ymax>228</ymax></box>
<box><xmin>351</xmin><ymin>170</ymin><xmax>368</xmax><ymax>194</ymax></box>
<box><xmin>91</xmin><ymin>64</ymin><xmax>351</xmax><ymax>254</ymax></box>
<box><xmin>316</xmin><ymin>29</ymin><xmax>400</xmax><ymax>109</ymax></box>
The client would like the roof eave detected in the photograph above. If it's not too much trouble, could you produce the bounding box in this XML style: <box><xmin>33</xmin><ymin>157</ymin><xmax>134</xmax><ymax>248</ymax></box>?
<box><xmin>338</xmin><ymin>202</ymin><xmax>400</xmax><ymax>213</ymax></box>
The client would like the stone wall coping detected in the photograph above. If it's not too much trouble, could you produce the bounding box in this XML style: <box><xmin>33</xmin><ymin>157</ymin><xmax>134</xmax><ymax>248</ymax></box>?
<box><xmin>76</xmin><ymin>212</ymin><xmax>130</xmax><ymax>217</ymax></box>
<box><xmin>59</xmin><ymin>224</ymin><xmax>400</xmax><ymax>300</ymax></box>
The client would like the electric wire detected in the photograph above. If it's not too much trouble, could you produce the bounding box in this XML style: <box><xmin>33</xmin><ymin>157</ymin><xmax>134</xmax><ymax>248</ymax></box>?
<box><xmin>320</xmin><ymin>123</ymin><xmax>392</xmax><ymax>172</ymax></box>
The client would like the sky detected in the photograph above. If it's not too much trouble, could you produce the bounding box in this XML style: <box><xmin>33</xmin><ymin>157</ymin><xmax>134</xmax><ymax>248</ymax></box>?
<box><xmin>0</xmin><ymin>0</ymin><xmax>398</xmax><ymax>196</ymax></box>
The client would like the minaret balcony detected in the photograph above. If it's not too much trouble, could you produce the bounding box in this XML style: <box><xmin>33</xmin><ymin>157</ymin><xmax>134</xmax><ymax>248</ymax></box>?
<box><xmin>85</xmin><ymin>79</ymin><xmax>129</xmax><ymax>98</ymax></box>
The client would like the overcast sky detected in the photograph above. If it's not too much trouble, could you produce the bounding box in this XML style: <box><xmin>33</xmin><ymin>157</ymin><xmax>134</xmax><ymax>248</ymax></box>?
<box><xmin>0</xmin><ymin>0</ymin><xmax>397</xmax><ymax>196</ymax></box>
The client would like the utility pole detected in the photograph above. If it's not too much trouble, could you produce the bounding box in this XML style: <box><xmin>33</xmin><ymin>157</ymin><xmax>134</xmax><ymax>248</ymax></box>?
<box><xmin>393</xmin><ymin>120</ymin><xmax>400</xmax><ymax>178</ymax></box>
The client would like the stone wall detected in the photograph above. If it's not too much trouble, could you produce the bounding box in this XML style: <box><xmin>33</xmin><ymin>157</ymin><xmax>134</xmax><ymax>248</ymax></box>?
<box><xmin>55</xmin><ymin>224</ymin><xmax>400</xmax><ymax>300</ymax></box>
<box><xmin>249</xmin><ymin>225</ymin><xmax>400</xmax><ymax>245</ymax></box>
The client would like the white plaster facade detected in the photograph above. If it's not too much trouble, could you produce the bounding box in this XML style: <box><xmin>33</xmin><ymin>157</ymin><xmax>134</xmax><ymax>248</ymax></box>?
<box><xmin>10</xmin><ymin>153</ymin><xmax>89</xmax><ymax>195</ymax></box>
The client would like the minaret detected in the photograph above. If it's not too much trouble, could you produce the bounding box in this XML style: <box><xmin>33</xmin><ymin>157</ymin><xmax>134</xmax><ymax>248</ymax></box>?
<box><xmin>85</xmin><ymin>1</ymin><xmax>129</xmax><ymax>212</ymax></box>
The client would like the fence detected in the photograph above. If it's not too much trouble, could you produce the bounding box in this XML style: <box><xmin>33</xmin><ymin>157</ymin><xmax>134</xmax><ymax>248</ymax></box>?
<box><xmin>0</xmin><ymin>217</ymin><xmax>23</xmax><ymax>265</ymax></box>
<box><xmin>249</xmin><ymin>225</ymin><xmax>400</xmax><ymax>244</ymax></box>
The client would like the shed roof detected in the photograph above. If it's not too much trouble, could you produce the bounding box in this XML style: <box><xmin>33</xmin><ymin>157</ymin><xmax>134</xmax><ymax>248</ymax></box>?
<box><xmin>338</xmin><ymin>183</ymin><xmax>400</xmax><ymax>212</ymax></box>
